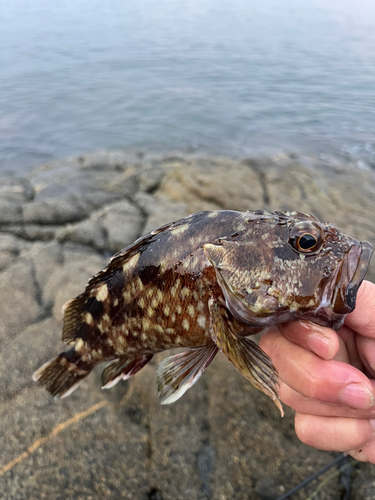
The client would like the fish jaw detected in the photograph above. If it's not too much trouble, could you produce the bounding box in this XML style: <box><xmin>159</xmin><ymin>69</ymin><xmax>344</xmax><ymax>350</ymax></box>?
<box><xmin>296</xmin><ymin>240</ymin><xmax>373</xmax><ymax>330</ymax></box>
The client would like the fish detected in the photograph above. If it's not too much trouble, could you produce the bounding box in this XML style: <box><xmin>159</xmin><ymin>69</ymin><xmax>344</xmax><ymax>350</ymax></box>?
<box><xmin>33</xmin><ymin>210</ymin><xmax>373</xmax><ymax>415</ymax></box>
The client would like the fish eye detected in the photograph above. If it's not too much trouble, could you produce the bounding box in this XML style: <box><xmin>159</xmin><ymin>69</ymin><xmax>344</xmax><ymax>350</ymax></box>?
<box><xmin>289</xmin><ymin>222</ymin><xmax>323</xmax><ymax>253</ymax></box>
<box><xmin>297</xmin><ymin>233</ymin><xmax>318</xmax><ymax>250</ymax></box>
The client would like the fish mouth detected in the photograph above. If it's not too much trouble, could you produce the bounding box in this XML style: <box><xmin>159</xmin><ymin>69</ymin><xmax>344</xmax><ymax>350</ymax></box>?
<box><xmin>307</xmin><ymin>240</ymin><xmax>373</xmax><ymax>330</ymax></box>
<box><xmin>331</xmin><ymin>240</ymin><xmax>373</xmax><ymax>315</ymax></box>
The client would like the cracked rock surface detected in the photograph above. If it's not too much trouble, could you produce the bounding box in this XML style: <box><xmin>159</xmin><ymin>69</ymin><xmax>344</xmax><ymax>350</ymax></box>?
<box><xmin>0</xmin><ymin>150</ymin><xmax>375</xmax><ymax>500</ymax></box>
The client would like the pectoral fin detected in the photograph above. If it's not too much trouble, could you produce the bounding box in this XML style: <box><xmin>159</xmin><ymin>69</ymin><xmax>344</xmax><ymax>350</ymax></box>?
<box><xmin>208</xmin><ymin>297</ymin><xmax>283</xmax><ymax>416</ymax></box>
<box><xmin>156</xmin><ymin>344</ymin><xmax>218</xmax><ymax>404</ymax></box>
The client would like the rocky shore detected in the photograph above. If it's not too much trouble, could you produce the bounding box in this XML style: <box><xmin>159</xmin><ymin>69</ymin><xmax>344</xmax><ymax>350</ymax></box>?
<box><xmin>1</xmin><ymin>150</ymin><xmax>375</xmax><ymax>500</ymax></box>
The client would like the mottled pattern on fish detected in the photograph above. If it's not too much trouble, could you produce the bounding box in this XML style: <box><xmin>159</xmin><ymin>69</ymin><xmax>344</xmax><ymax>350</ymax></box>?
<box><xmin>34</xmin><ymin>210</ymin><xmax>373</xmax><ymax>413</ymax></box>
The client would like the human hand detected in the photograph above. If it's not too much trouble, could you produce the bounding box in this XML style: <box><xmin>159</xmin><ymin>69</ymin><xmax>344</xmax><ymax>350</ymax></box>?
<box><xmin>260</xmin><ymin>280</ymin><xmax>375</xmax><ymax>463</ymax></box>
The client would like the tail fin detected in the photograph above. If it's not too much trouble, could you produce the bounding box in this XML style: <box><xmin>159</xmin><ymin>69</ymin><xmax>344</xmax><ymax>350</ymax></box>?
<box><xmin>33</xmin><ymin>351</ymin><xmax>91</xmax><ymax>398</ymax></box>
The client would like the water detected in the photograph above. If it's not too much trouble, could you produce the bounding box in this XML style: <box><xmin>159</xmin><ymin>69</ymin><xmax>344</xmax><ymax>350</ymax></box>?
<box><xmin>0</xmin><ymin>0</ymin><xmax>375</xmax><ymax>175</ymax></box>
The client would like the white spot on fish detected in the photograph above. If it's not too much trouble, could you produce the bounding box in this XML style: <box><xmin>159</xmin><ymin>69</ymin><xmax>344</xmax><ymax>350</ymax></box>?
<box><xmin>197</xmin><ymin>301</ymin><xmax>204</xmax><ymax>312</ymax></box>
<box><xmin>171</xmin><ymin>224</ymin><xmax>190</xmax><ymax>235</ymax></box>
<box><xmin>96</xmin><ymin>284</ymin><xmax>109</xmax><ymax>302</ymax></box>
<box><xmin>123</xmin><ymin>253</ymin><xmax>140</xmax><ymax>272</ymax></box>
<box><xmin>181</xmin><ymin>287</ymin><xmax>191</xmax><ymax>299</ymax></box>
<box><xmin>75</xmin><ymin>338</ymin><xmax>84</xmax><ymax>351</ymax></box>
<box><xmin>197</xmin><ymin>315</ymin><xmax>206</xmax><ymax>329</ymax></box>
<box><xmin>187</xmin><ymin>304</ymin><xmax>195</xmax><ymax>318</ymax></box>
<box><xmin>85</xmin><ymin>313</ymin><xmax>94</xmax><ymax>325</ymax></box>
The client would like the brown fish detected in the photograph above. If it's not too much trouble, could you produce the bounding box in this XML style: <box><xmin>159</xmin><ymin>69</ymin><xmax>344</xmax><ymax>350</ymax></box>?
<box><xmin>33</xmin><ymin>210</ymin><xmax>373</xmax><ymax>415</ymax></box>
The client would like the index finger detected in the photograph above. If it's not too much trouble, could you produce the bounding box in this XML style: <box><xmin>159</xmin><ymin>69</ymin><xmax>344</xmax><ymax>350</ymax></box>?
<box><xmin>345</xmin><ymin>281</ymin><xmax>375</xmax><ymax>339</ymax></box>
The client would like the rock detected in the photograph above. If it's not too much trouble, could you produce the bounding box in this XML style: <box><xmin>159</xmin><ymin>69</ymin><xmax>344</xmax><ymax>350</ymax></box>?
<box><xmin>0</xmin><ymin>150</ymin><xmax>375</xmax><ymax>500</ymax></box>
<box><xmin>0</xmin><ymin>260</ymin><xmax>45</xmax><ymax>344</ymax></box>
<box><xmin>351</xmin><ymin>469</ymin><xmax>375</xmax><ymax>500</ymax></box>
<box><xmin>0</xmin><ymin>234</ymin><xmax>23</xmax><ymax>271</ymax></box>
<box><xmin>23</xmin><ymin>197</ymin><xmax>88</xmax><ymax>225</ymax></box>
<box><xmin>0</xmin><ymin>201</ymin><xmax>23</xmax><ymax>224</ymax></box>
<box><xmin>158</xmin><ymin>156</ymin><xmax>264</xmax><ymax>213</ymax></box>
<box><xmin>135</xmin><ymin>192</ymin><xmax>189</xmax><ymax>234</ymax></box>
<box><xmin>56</xmin><ymin>217</ymin><xmax>107</xmax><ymax>251</ymax></box>
<box><xmin>100</xmin><ymin>200</ymin><xmax>143</xmax><ymax>252</ymax></box>
<box><xmin>255</xmin><ymin>476</ymin><xmax>285</xmax><ymax>500</ymax></box>
<box><xmin>2</xmin><ymin>224</ymin><xmax>60</xmax><ymax>241</ymax></box>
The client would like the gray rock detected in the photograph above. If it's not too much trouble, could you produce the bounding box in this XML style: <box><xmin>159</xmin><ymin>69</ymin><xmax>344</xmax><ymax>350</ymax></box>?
<box><xmin>56</xmin><ymin>216</ymin><xmax>107</xmax><ymax>251</ymax></box>
<box><xmin>255</xmin><ymin>476</ymin><xmax>285</xmax><ymax>500</ymax></box>
<box><xmin>0</xmin><ymin>200</ymin><xmax>23</xmax><ymax>224</ymax></box>
<box><xmin>100</xmin><ymin>200</ymin><xmax>143</xmax><ymax>252</ymax></box>
<box><xmin>23</xmin><ymin>197</ymin><xmax>88</xmax><ymax>225</ymax></box>
<box><xmin>351</xmin><ymin>469</ymin><xmax>375</xmax><ymax>500</ymax></box>
<box><xmin>2</xmin><ymin>224</ymin><xmax>60</xmax><ymax>241</ymax></box>
<box><xmin>0</xmin><ymin>150</ymin><xmax>375</xmax><ymax>500</ymax></box>
<box><xmin>0</xmin><ymin>234</ymin><xmax>23</xmax><ymax>271</ymax></box>
<box><xmin>0</xmin><ymin>260</ymin><xmax>45</xmax><ymax>344</ymax></box>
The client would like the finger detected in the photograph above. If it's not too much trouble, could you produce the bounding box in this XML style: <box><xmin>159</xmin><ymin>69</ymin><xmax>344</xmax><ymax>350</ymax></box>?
<box><xmin>260</xmin><ymin>327</ymin><xmax>375</xmax><ymax>409</ymax></box>
<box><xmin>294</xmin><ymin>412</ymin><xmax>375</xmax><ymax>452</ymax></box>
<box><xmin>347</xmin><ymin>440</ymin><xmax>375</xmax><ymax>463</ymax></box>
<box><xmin>345</xmin><ymin>280</ymin><xmax>375</xmax><ymax>339</ymax></box>
<box><xmin>279</xmin><ymin>379</ymin><xmax>375</xmax><ymax>418</ymax></box>
<box><xmin>279</xmin><ymin>321</ymin><xmax>339</xmax><ymax>360</ymax></box>
<box><xmin>357</xmin><ymin>335</ymin><xmax>375</xmax><ymax>378</ymax></box>
<box><xmin>337</xmin><ymin>325</ymin><xmax>364</xmax><ymax>370</ymax></box>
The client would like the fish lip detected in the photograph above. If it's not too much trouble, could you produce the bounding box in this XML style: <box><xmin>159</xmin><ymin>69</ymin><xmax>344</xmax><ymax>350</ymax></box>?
<box><xmin>330</xmin><ymin>240</ymin><xmax>373</xmax><ymax>315</ymax></box>
<box><xmin>343</xmin><ymin>241</ymin><xmax>373</xmax><ymax>311</ymax></box>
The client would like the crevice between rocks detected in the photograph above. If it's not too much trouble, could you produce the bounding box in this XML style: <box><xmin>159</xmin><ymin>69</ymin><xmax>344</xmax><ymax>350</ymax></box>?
<box><xmin>196</xmin><ymin>379</ymin><xmax>215</xmax><ymax>500</ymax></box>
<box><xmin>242</xmin><ymin>159</ymin><xmax>271</xmax><ymax>206</ymax></box>
<box><xmin>27</xmin><ymin>259</ymin><xmax>53</xmax><ymax>323</ymax></box>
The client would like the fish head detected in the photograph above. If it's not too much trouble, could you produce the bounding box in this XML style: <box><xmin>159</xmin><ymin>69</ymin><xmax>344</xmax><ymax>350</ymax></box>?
<box><xmin>204</xmin><ymin>211</ymin><xmax>373</xmax><ymax>330</ymax></box>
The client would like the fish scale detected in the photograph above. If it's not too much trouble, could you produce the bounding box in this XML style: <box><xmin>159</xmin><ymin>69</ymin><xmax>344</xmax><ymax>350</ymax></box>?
<box><xmin>34</xmin><ymin>210</ymin><xmax>373</xmax><ymax>413</ymax></box>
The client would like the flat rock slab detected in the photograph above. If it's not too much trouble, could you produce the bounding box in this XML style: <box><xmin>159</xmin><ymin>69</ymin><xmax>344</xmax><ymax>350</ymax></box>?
<box><xmin>0</xmin><ymin>150</ymin><xmax>375</xmax><ymax>500</ymax></box>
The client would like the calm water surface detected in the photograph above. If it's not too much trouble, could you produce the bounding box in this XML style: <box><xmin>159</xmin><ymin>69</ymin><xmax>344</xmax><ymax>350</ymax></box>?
<box><xmin>0</xmin><ymin>0</ymin><xmax>375</xmax><ymax>174</ymax></box>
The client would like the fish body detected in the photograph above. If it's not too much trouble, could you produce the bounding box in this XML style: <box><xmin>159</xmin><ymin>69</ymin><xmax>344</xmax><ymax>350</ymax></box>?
<box><xmin>34</xmin><ymin>210</ymin><xmax>373</xmax><ymax>413</ymax></box>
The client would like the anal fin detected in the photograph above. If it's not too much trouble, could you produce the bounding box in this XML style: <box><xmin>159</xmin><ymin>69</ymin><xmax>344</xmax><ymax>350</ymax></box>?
<box><xmin>101</xmin><ymin>355</ymin><xmax>153</xmax><ymax>389</ymax></box>
<box><xmin>156</xmin><ymin>344</ymin><xmax>218</xmax><ymax>404</ymax></box>
<box><xmin>209</xmin><ymin>297</ymin><xmax>283</xmax><ymax>416</ymax></box>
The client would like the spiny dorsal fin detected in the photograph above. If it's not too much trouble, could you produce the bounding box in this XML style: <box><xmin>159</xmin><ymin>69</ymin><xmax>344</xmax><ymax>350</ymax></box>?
<box><xmin>87</xmin><ymin>220</ymin><xmax>177</xmax><ymax>288</ymax></box>
<box><xmin>61</xmin><ymin>220</ymin><xmax>178</xmax><ymax>344</ymax></box>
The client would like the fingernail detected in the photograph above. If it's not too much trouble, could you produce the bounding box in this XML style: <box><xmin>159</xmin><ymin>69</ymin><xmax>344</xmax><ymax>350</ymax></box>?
<box><xmin>306</xmin><ymin>332</ymin><xmax>332</xmax><ymax>354</ymax></box>
<box><xmin>338</xmin><ymin>383</ymin><xmax>375</xmax><ymax>409</ymax></box>
<box><xmin>370</xmin><ymin>420</ymin><xmax>375</xmax><ymax>433</ymax></box>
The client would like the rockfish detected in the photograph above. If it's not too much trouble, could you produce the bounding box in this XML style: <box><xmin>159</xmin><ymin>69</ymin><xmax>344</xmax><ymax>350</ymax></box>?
<box><xmin>33</xmin><ymin>210</ymin><xmax>373</xmax><ymax>415</ymax></box>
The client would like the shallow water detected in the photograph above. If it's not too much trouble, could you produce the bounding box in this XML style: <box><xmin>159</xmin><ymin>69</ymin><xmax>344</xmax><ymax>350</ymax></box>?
<box><xmin>1</xmin><ymin>0</ymin><xmax>375</xmax><ymax>174</ymax></box>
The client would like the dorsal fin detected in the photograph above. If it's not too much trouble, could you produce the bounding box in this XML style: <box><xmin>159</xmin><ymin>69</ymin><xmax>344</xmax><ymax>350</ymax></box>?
<box><xmin>87</xmin><ymin>220</ymin><xmax>176</xmax><ymax>288</ymax></box>
<box><xmin>61</xmin><ymin>219</ymin><xmax>176</xmax><ymax>345</ymax></box>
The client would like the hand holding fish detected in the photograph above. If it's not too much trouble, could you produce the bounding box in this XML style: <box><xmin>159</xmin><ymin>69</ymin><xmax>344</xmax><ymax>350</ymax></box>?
<box><xmin>260</xmin><ymin>280</ymin><xmax>375</xmax><ymax>463</ymax></box>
